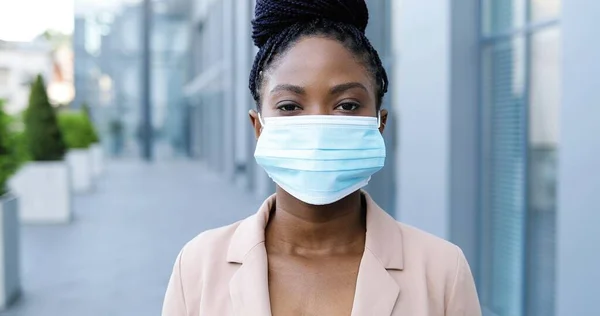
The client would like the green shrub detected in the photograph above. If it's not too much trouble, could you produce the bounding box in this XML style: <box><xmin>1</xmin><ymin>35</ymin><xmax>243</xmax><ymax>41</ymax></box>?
<box><xmin>58</xmin><ymin>111</ymin><xmax>97</xmax><ymax>149</ymax></box>
<box><xmin>12</xmin><ymin>129</ymin><xmax>30</xmax><ymax>166</ymax></box>
<box><xmin>81</xmin><ymin>103</ymin><xmax>100</xmax><ymax>143</ymax></box>
<box><xmin>24</xmin><ymin>75</ymin><xmax>66</xmax><ymax>161</ymax></box>
<box><xmin>0</xmin><ymin>100</ymin><xmax>19</xmax><ymax>195</ymax></box>
<box><xmin>4</xmin><ymin>112</ymin><xmax>29</xmax><ymax>166</ymax></box>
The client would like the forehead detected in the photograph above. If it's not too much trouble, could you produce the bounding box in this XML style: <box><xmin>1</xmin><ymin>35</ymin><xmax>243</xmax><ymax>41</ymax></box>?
<box><xmin>264</xmin><ymin>36</ymin><xmax>373</xmax><ymax>92</ymax></box>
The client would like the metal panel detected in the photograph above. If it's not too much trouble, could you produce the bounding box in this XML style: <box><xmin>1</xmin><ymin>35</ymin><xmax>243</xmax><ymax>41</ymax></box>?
<box><xmin>0</xmin><ymin>195</ymin><xmax>20</xmax><ymax>309</ymax></box>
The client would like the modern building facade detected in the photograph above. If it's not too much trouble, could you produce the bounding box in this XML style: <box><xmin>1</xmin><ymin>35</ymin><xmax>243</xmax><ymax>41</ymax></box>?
<box><xmin>395</xmin><ymin>1</ymin><xmax>598</xmax><ymax>316</ymax></box>
<box><xmin>73</xmin><ymin>0</ymin><xmax>189</xmax><ymax>158</ymax></box>
<box><xmin>182</xmin><ymin>0</ymin><xmax>599</xmax><ymax>315</ymax></box>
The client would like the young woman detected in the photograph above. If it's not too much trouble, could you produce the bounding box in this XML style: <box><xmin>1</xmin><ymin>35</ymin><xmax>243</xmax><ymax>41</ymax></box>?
<box><xmin>163</xmin><ymin>1</ymin><xmax>481</xmax><ymax>315</ymax></box>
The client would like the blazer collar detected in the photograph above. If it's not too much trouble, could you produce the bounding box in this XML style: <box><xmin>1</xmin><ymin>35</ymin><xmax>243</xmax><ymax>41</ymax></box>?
<box><xmin>227</xmin><ymin>191</ymin><xmax>404</xmax><ymax>316</ymax></box>
<box><xmin>226</xmin><ymin>191</ymin><xmax>404</xmax><ymax>270</ymax></box>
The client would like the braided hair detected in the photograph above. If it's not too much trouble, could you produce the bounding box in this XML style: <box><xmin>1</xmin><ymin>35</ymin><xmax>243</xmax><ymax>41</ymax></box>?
<box><xmin>249</xmin><ymin>0</ymin><xmax>389</xmax><ymax>110</ymax></box>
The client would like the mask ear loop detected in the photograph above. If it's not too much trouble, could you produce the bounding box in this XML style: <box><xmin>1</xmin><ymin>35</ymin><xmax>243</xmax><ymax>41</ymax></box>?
<box><xmin>258</xmin><ymin>112</ymin><xmax>266</xmax><ymax>131</ymax></box>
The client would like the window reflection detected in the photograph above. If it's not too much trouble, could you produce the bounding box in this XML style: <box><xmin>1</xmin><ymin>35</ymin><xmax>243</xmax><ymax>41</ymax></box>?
<box><xmin>530</xmin><ymin>0</ymin><xmax>561</xmax><ymax>22</ymax></box>
<box><xmin>482</xmin><ymin>0</ymin><xmax>526</xmax><ymax>35</ymax></box>
<box><xmin>526</xmin><ymin>26</ymin><xmax>560</xmax><ymax>316</ymax></box>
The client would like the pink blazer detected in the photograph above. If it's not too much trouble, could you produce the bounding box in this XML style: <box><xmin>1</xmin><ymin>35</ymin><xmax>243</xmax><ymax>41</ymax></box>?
<box><xmin>162</xmin><ymin>192</ymin><xmax>481</xmax><ymax>315</ymax></box>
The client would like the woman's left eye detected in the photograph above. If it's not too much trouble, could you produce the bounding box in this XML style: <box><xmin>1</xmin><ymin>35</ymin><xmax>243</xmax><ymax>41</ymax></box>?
<box><xmin>336</xmin><ymin>102</ymin><xmax>361</xmax><ymax>111</ymax></box>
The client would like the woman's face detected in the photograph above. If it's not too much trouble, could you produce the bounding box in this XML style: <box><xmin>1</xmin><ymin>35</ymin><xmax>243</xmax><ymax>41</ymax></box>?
<box><xmin>249</xmin><ymin>36</ymin><xmax>387</xmax><ymax>137</ymax></box>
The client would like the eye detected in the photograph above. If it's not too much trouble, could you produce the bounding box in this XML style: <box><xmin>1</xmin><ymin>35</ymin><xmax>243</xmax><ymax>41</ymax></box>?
<box><xmin>336</xmin><ymin>102</ymin><xmax>361</xmax><ymax>112</ymax></box>
<box><xmin>277</xmin><ymin>103</ymin><xmax>302</xmax><ymax>112</ymax></box>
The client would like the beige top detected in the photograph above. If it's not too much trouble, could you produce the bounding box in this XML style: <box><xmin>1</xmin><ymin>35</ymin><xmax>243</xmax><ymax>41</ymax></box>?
<box><xmin>162</xmin><ymin>192</ymin><xmax>481</xmax><ymax>316</ymax></box>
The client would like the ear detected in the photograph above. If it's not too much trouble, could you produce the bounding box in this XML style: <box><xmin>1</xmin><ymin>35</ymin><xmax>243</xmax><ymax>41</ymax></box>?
<box><xmin>248</xmin><ymin>109</ymin><xmax>262</xmax><ymax>139</ymax></box>
<box><xmin>378</xmin><ymin>109</ymin><xmax>389</xmax><ymax>134</ymax></box>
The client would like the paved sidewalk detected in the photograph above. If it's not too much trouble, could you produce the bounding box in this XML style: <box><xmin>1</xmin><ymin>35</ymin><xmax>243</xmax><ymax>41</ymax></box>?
<box><xmin>3</xmin><ymin>160</ymin><xmax>262</xmax><ymax>316</ymax></box>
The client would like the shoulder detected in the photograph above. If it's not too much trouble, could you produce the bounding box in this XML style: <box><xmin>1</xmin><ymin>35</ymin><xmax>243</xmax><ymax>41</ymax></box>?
<box><xmin>163</xmin><ymin>219</ymin><xmax>250</xmax><ymax>314</ymax></box>
<box><xmin>396</xmin><ymin>221</ymin><xmax>479</xmax><ymax>309</ymax></box>
<box><xmin>397</xmin><ymin>222</ymin><xmax>462</xmax><ymax>262</ymax></box>
<box><xmin>178</xmin><ymin>219</ymin><xmax>244</xmax><ymax>269</ymax></box>
<box><xmin>396</xmin><ymin>222</ymin><xmax>465</xmax><ymax>287</ymax></box>
<box><xmin>170</xmin><ymin>219</ymin><xmax>245</xmax><ymax>300</ymax></box>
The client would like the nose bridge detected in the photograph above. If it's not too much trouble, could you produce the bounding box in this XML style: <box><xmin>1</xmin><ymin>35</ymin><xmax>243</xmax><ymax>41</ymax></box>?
<box><xmin>306</xmin><ymin>101</ymin><xmax>333</xmax><ymax>115</ymax></box>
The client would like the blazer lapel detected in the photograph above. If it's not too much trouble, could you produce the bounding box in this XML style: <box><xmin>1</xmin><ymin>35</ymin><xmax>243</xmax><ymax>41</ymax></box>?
<box><xmin>351</xmin><ymin>250</ymin><xmax>400</xmax><ymax>316</ymax></box>
<box><xmin>227</xmin><ymin>192</ymin><xmax>403</xmax><ymax>316</ymax></box>
<box><xmin>229</xmin><ymin>243</ymin><xmax>272</xmax><ymax>316</ymax></box>
<box><xmin>227</xmin><ymin>195</ymin><xmax>275</xmax><ymax>316</ymax></box>
<box><xmin>350</xmin><ymin>192</ymin><xmax>404</xmax><ymax>316</ymax></box>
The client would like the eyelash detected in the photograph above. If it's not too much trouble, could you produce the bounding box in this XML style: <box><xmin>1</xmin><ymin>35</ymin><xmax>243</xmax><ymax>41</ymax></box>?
<box><xmin>276</xmin><ymin>103</ymin><xmax>302</xmax><ymax>112</ymax></box>
<box><xmin>275</xmin><ymin>102</ymin><xmax>362</xmax><ymax>112</ymax></box>
<box><xmin>336</xmin><ymin>102</ymin><xmax>361</xmax><ymax>112</ymax></box>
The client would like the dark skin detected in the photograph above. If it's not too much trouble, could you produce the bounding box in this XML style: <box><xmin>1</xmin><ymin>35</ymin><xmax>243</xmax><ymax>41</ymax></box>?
<box><xmin>249</xmin><ymin>36</ymin><xmax>388</xmax><ymax>316</ymax></box>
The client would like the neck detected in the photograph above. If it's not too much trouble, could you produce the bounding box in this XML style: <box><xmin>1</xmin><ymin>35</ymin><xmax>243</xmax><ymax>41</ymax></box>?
<box><xmin>265</xmin><ymin>187</ymin><xmax>366</xmax><ymax>257</ymax></box>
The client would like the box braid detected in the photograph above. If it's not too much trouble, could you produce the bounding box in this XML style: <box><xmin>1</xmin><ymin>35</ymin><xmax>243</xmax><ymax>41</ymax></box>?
<box><xmin>249</xmin><ymin>0</ymin><xmax>389</xmax><ymax>110</ymax></box>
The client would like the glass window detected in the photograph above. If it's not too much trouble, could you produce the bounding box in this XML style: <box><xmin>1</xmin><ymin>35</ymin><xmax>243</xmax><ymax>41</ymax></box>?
<box><xmin>529</xmin><ymin>28</ymin><xmax>560</xmax><ymax>149</ymax></box>
<box><xmin>482</xmin><ymin>0</ymin><xmax>527</xmax><ymax>35</ymax></box>
<box><xmin>480</xmin><ymin>1</ymin><xmax>560</xmax><ymax>315</ymax></box>
<box><xmin>526</xmin><ymin>26</ymin><xmax>560</xmax><ymax>316</ymax></box>
<box><xmin>530</xmin><ymin>0</ymin><xmax>561</xmax><ymax>22</ymax></box>
<box><xmin>480</xmin><ymin>37</ymin><xmax>527</xmax><ymax>316</ymax></box>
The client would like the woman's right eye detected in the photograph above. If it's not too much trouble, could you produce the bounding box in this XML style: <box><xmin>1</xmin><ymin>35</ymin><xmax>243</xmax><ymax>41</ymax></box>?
<box><xmin>277</xmin><ymin>104</ymin><xmax>301</xmax><ymax>112</ymax></box>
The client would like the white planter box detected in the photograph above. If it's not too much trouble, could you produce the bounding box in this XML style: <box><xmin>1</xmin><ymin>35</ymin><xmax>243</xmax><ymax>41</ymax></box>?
<box><xmin>9</xmin><ymin>161</ymin><xmax>72</xmax><ymax>224</ymax></box>
<box><xmin>66</xmin><ymin>149</ymin><xmax>94</xmax><ymax>193</ymax></box>
<box><xmin>90</xmin><ymin>143</ymin><xmax>104</xmax><ymax>178</ymax></box>
<box><xmin>0</xmin><ymin>194</ymin><xmax>20</xmax><ymax>310</ymax></box>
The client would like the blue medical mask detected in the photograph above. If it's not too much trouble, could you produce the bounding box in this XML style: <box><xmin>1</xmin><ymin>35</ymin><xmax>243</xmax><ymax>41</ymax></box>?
<box><xmin>254</xmin><ymin>113</ymin><xmax>386</xmax><ymax>205</ymax></box>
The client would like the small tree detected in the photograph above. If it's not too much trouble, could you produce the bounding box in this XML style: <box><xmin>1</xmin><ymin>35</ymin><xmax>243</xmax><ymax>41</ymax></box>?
<box><xmin>58</xmin><ymin>111</ymin><xmax>97</xmax><ymax>149</ymax></box>
<box><xmin>24</xmin><ymin>75</ymin><xmax>66</xmax><ymax>161</ymax></box>
<box><xmin>0</xmin><ymin>100</ymin><xmax>19</xmax><ymax>195</ymax></box>
<box><xmin>81</xmin><ymin>103</ymin><xmax>100</xmax><ymax>143</ymax></box>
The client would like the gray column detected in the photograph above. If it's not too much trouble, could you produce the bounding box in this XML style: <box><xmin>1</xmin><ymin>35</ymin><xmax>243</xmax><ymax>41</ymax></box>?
<box><xmin>556</xmin><ymin>2</ymin><xmax>600</xmax><ymax>315</ymax></box>
<box><xmin>222</xmin><ymin>0</ymin><xmax>235</xmax><ymax>179</ymax></box>
<box><xmin>233</xmin><ymin>0</ymin><xmax>253</xmax><ymax>189</ymax></box>
<box><xmin>448</xmin><ymin>0</ymin><xmax>479</xmax><ymax>270</ymax></box>
<box><xmin>393</xmin><ymin>0</ymin><xmax>451</xmax><ymax>239</ymax></box>
<box><xmin>364</xmin><ymin>0</ymin><xmax>396</xmax><ymax>215</ymax></box>
<box><xmin>392</xmin><ymin>0</ymin><xmax>479</xmax><ymax>263</ymax></box>
<box><xmin>141</xmin><ymin>0</ymin><xmax>153</xmax><ymax>161</ymax></box>
<box><xmin>248</xmin><ymin>0</ymin><xmax>275</xmax><ymax>200</ymax></box>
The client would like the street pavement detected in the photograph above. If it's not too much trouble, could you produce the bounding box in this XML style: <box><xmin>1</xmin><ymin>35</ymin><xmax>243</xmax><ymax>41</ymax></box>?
<box><xmin>3</xmin><ymin>159</ymin><xmax>262</xmax><ymax>316</ymax></box>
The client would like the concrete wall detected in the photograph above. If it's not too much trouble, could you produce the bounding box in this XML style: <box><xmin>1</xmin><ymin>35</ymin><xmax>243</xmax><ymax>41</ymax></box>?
<box><xmin>393</xmin><ymin>0</ymin><xmax>452</xmax><ymax>239</ymax></box>
<box><xmin>556</xmin><ymin>2</ymin><xmax>600</xmax><ymax>315</ymax></box>
<box><xmin>392</xmin><ymin>0</ymin><xmax>479</xmax><ymax>263</ymax></box>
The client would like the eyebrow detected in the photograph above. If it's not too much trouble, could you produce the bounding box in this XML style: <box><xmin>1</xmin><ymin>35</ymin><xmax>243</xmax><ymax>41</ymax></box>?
<box><xmin>270</xmin><ymin>84</ymin><xmax>306</xmax><ymax>95</ymax></box>
<box><xmin>270</xmin><ymin>82</ymin><xmax>368</xmax><ymax>95</ymax></box>
<box><xmin>330</xmin><ymin>82</ymin><xmax>368</xmax><ymax>95</ymax></box>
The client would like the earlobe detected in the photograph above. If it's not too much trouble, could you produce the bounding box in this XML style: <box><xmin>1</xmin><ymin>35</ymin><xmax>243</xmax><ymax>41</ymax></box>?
<box><xmin>248</xmin><ymin>109</ymin><xmax>262</xmax><ymax>139</ymax></box>
<box><xmin>379</xmin><ymin>109</ymin><xmax>389</xmax><ymax>134</ymax></box>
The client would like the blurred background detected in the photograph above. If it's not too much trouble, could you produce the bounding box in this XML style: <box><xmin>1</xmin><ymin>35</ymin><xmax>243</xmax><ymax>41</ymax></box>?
<box><xmin>0</xmin><ymin>0</ymin><xmax>597</xmax><ymax>315</ymax></box>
